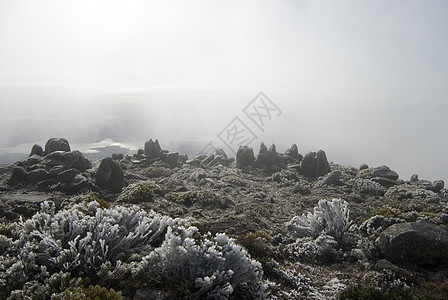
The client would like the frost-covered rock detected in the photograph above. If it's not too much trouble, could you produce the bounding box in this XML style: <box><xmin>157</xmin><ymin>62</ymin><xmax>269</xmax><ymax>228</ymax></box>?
<box><xmin>379</xmin><ymin>221</ymin><xmax>448</xmax><ymax>265</ymax></box>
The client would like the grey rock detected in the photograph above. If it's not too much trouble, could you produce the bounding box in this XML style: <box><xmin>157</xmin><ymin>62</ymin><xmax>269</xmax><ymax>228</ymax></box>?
<box><xmin>236</xmin><ymin>146</ymin><xmax>255</xmax><ymax>168</ymax></box>
<box><xmin>255</xmin><ymin>143</ymin><xmax>281</xmax><ymax>167</ymax></box>
<box><xmin>162</xmin><ymin>152</ymin><xmax>179</xmax><ymax>167</ymax></box>
<box><xmin>371</xmin><ymin>165</ymin><xmax>399</xmax><ymax>180</ymax></box>
<box><xmin>70</xmin><ymin>174</ymin><xmax>97</xmax><ymax>193</ymax></box>
<box><xmin>259</xmin><ymin>142</ymin><xmax>268</xmax><ymax>154</ymax></box>
<box><xmin>29</xmin><ymin>144</ymin><xmax>43</xmax><ymax>156</ymax></box>
<box><xmin>44</xmin><ymin>151</ymin><xmax>92</xmax><ymax>171</ymax></box>
<box><xmin>316</xmin><ymin>150</ymin><xmax>331</xmax><ymax>177</ymax></box>
<box><xmin>67</xmin><ymin>151</ymin><xmax>92</xmax><ymax>171</ymax></box>
<box><xmin>56</xmin><ymin>168</ymin><xmax>79</xmax><ymax>183</ymax></box>
<box><xmin>285</xmin><ymin>144</ymin><xmax>301</xmax><ymax>160</ymax></box>
<box><xmin>8</xmin><ymin>166</ymin><xmax>27</xmax><ymax>185</ymax></box>
<box><xmin>26</xmin><ymin>169</ymin><xmax>50</xmax><ymax>184</ymax></box>
<box><xmin>44</xmin><ymin>138</ymin><xmax>70</xmax><ymax>154</ymax></box>
<box><xmin>49</xmin><ymin>165</ymin><xmax>68</xmax><ymax>176</ymax></box>
<box><xmin>379</xmin><ymin>221</ymin><xmax>448</xmax><ymax>265</ymax></box>
<box><xmin>23</xmin><ymin>155</ymin><xmax>43</xmax><ymax>167</ymax></box>
<box><xmin>320</xmin><ymin>170</ymin><xmax>341</xmax><ymax>186</ymax></box>
<box><xmin>144</xmin><ymin>139</ymin><xmax>161</xmax><ymax>159</ymax></box>
<box><xmin>215</xmin><ymin>148</ymin><xmax>227</xmax><ymax>158</ymax></box>
<box><xmin>300</xmin><ymin>150</ymin><xmax>331</xmax><ymax>179</ymax></box>
<box><xmin>440</xmin><ymin>213</ymin><xmax>448</xmax><ymax>225</ymax></box>
<box><xmin>430</xmin><ymin>180</ymin><xmax>445</xmax><ymax>193</ymax></box>
<box><xmin>359</xmin><ymin>164</ymin><xmax>369</xmax><ymax>170</ymax></box>
<box><xmin>300</xmin><ymin>152</ymin><xmax>317</xmax><ymax>178</ymax></box>
<box><xmin>410</xmin><ymin>174</ymin><xmax>419</xmax><ymax>183</ymax></box>
<box><xmin>95</xmin><ymin>157</ymin><xmax>125</xmax><ymax>193</ymax></box>
<box><xmin>200</xmin><ymin>154</ymin><xmax>215</xmax><ymax>166</ymax></box>
<box><xmin>372</xmin><ymin>177</ymin><xmax>401</xmax><ymax>188</ymax></box>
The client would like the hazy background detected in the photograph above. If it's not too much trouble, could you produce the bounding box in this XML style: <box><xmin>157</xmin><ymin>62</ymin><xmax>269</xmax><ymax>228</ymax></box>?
<box><xmin>0</xmin><ymin>0</ymin><xmax>447</xmax><ymax>182</ymax></box>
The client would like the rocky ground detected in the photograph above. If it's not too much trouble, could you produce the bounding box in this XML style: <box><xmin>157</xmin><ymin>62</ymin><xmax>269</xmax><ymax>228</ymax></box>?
<box><xmin>1</xmin><ymin>137</ymin><xmax>448</xmax><ymax>299</ymax></box>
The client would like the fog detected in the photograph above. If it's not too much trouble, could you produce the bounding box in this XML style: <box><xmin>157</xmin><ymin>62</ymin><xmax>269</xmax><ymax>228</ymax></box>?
<box><xmin>1</xmin><ymin>0</ymin><xmax>447</xmax><ymax>182</ymax></box>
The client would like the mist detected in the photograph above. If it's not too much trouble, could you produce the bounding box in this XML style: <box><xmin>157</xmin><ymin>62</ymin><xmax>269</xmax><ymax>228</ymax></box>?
<box><xmin>1</xmin><ymin>0</ymin><xmax>447</xmax><ymax>182</ymax></box>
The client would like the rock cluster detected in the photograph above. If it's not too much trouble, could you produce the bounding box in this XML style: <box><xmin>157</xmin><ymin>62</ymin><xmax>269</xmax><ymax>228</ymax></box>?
<box><xmin>235</xmin><ymin>143</ymin><xmax>331</xmax><ymax>179</ymax></box>
<box><xmin>7</xmin><ymin>139</ymin><xmax>97</xmax><ymax>194</ymax></box>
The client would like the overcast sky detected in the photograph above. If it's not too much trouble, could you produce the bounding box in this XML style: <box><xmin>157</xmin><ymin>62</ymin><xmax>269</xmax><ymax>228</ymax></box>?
<box><xmin>0</xmin><ymin>0</ymin><xmax>447</xmax><ymax>182</ymax></box>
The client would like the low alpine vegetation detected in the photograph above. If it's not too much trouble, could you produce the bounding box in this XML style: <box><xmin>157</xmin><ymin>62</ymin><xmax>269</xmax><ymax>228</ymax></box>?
<box><xmin>0</xmin><ymin>198</ymin><xmax>265</xmax><ymax>299</ymax></box>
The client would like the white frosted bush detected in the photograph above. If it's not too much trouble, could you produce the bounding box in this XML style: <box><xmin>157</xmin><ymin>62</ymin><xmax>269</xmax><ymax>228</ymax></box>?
<box><xmin>286</xmin><ymin>198</ymin><xmax>352</xmax><ymax>242</ymax></box>
<box><xmin>135</xmin><ymin>227</ymin><xmax>265</xmax><ymax>299</ymax></box>
<box><xmin>0</xmin><ymin>199</ymin><xmax>265</xmax><ymax>299</ymax></box>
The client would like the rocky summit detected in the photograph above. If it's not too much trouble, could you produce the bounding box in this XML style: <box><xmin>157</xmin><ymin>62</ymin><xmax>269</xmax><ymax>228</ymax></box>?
<box><xmin>0</xmin><ymin>138</ymin><xmax>448</xmax><ymax>299</ymax></box>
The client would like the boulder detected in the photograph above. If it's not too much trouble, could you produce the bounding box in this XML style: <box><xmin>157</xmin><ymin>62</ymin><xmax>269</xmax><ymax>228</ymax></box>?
<box><xmin>67</xmin><ymin>151</ymin><xmax>92</xmax><ymax>171</ymax></box>
<box><xmin>316</xmin><ymin>150</ymin><xmax>331</xmax><ymax>177</ymax></box>
<box><xmin>23</xmin><ymin>155</ymin><xmax>43</xmax><ymax>167</ymax></box>
<box><xmin>26</xmin><ymin>169</ymin><xmax>50</xmax><ymax>184</ymax></box>
<box><xmin>300</xmin><ymin>150</ymin><xmax>331</xmax><ymax>179</ymax></box>
<box><xmin>49</xmin><ymin>165</ymin><xmax>68</xmax><ymax>176</ymax></box>
<box><xmin>410</xmin><ymin>174</ymin><xmax>419</xmax><ymax>183</ymax></box>
<box><xmin>285</xmin><ymin>144</ymin><xmax>302</xmax><ymax>161</ymax></box>
<box><xmin>372</xmin><ymin>177</ymin><xmax>401</xmax><ymax>188</ymax></box>
<box><xmin>8</xmin><ymin>166</ymin><xmax>27</xmax><ymax>185</ymax></box>
<box><xmin>300</xmin><ymin>152</ymin><xmax>317</xmax><ymax>178</ymax></box>
<box><xmin>95</xmin><ymin>157</ymin><xmax>125</xmax><ymax>193</ymax></box>
<box><xmin>371</xmin><ymin>165</ymin><xmax>399</xmax><ymax>181</ymax></box>
<box><xmin>56</xmin><ymin>168</ymin><xmax>80</xmax><ymax>183</ymax></box>
<box><xmin>430</xmin><ymin>180</ymin><xmax>445</xmax><ymax>193</ymax></box>
<box><xmin>29</xmin><ymin>144</ymin><xmax>43</xmax><ymax>156</ymax></box>
<box><xmin>44</xmin><ymin>138</ymin><xmax>70</xmax><ymax>154</ymax></box>
<box><xmin>43</xmin><ymin>151</ymin><xmax>91</xmax><ymax>171</ymax></box>
<box><xmin>259</xmin><ymin>142</ymin><xmax>268</xmax><ymax>154</ymax></box>
<box><xmin>206</xmin><ymin>148</ymin><xmax>228</xmax><ymax>167</ymax></box>
<box><xmin>236</xmin><ymin>146</ymin><xmax>255</xmax><ymax>168</ymax></box>
<box><xmin>379</xmin><ymin>221</ymin><xmax>448</xmax><ymax>266</ymax></box>
<box><xmin>163</xmin><ymin>152</ymin><xmax>179</xmax><ymax>167</ymax></box>
<box><xmin>144</xmin><ymin>139</ymin><xmax>161</xmax><ymax>159</ymax></box>
<box><xmin>320</xmin><ymin>170</ymin><xmax>341</xmax><ymax>186</ymax></box>
<box><xmin>255</xmin><ymin>143</ymin><xmax>279</xmax><ymax>167</ymax></box>
<box><xmin>359</xmin><ymin>164</ymin><xmax>369</xmax><ymax>171</ymax></box>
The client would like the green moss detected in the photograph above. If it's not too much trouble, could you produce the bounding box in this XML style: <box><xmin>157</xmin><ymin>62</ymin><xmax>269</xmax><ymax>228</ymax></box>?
<box><xmin>376</xmin><ymin>205</ymin><xmax>402</xmax><ymax>219</ymax></box>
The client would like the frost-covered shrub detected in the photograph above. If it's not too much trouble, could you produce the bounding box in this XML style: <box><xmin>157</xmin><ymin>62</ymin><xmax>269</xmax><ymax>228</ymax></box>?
<box><xmin>286</xmin><ymin>198</ymin><xmax>352</xmax><ymax>243</ymax></box>
<box><xmin>135</xmin><ymin>227</ymin><xmax>265</xmax><ymax>299</ymax></box>
<box><xmin>285</xmin><ymin>235</ymin><xmax>343</xmax><ymax>264</ymax></box>
<box><xmin>0</xmin><ymin>199</ymin><xmax>264</xmax><ymax>299</ymax></box>
<box><xmin>15</xmin><ymin>201</ymin><xmax>172</xmax><ymax>278</ymax></box>
<box><xmin>117</xmin><ymin>181</ymin><xmax>158</xmax><ymax>203</ymax></box>
<box><xmin>353</xmin><ymin>178</ymin><xmax>386</xmax><ymax>196</ymax></box>
<box><xmin>385</xmin><ymin>185</ymin><xmax>441</xmax><ymax>204</ymax></box>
